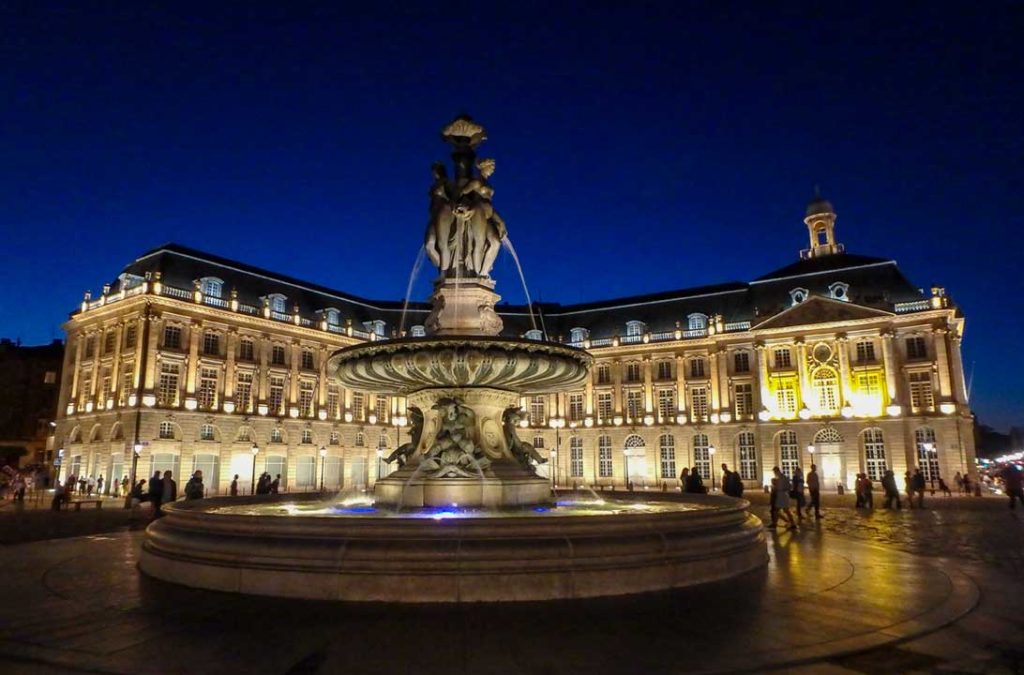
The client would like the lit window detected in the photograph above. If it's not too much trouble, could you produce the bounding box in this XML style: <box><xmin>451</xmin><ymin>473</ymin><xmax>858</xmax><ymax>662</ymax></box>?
<box><xmin>375</xmin><ymin>396</ymin><xmax>389</xmax><ymax>422</ymax></box>
<box><xmin>734</xmin><ymin>383</ymin><xmax>753</xmax><ymax>417</ymax></box>
<box><xmin>863</xmin><ymin>429</ymin><xmax>886</xmax><ymax>480</ymax></box>
<box><xmin>737</xmin><ymin>432</ymin><xmax>757</xmax><ymax>480</ymax></box>
<box><xmin>915</xmin><ymin>427</ymin><xmax>940</xmax><ymax>481</ymax></box>
<box><xmin>598</xmin><ymin>436</ymin><xmax>613</xmax><ymax>477</ymax></box>
<box><xmin>327</xmin><ymin>385</ymin><xmax>340</xmax><ymax>419</ymax></box>
<box><xmin>269</xmin><ymin>376</ymin><xmax>285</xmax><ymax>415</ymax></box>
<box><xmin>773</xmin><ymin>348</ymin><xmax>792</xmax><ymax>369</ymax></box>
<box><xmin>626</xmin><ymin>390</ymin><xmax>644</xmax><ymax>420</ymax></box>
<box><xmin>625</xmin><ymin>320</ymin><xmax>645</xmax><ymax>337</ymax></box>
<box><xmin>687</xmin><ymin>314</ymin><xmax>708</xmax><ymax>331</ymax></box>
<box><xmin>733</xmin><ymin>352</ymin><xmax>750</xmax><ymax>373</ymax></box>
<box><xmin>199</xmin><ymin>277</ymin><xmax>223</xmax><ymax>298</ymax></box>
<box><xmin>568</xmin><ymin>394</ymin><xmax>584</xmax><ymax>422</ymax></box>
<box><xmin>570</xmin><ymin>437</ymin><xmax>584</xmax><ymax>478</ymax></box>
<box><xmin>692</xmin><ymin>433</ymin><xmax>711</xmax><ymax>479</ymax></box>
<box><xmin>569</xmin><ymin>327</ymin><xmax>589</xmax><ymax>343</ymax></box>
<box><xmin>299</xmin><ymin>381</ymin><xmax>315</xmax><ymax>417</ymax></box>
<box><xmin>775</xmin><ymin>380</ymin><xmax>797</xmax><ymax>416</ymax></box>
<box><xmin>235</xmin><ymin>372</ymin><xmax>253</xmax><ymax>413</ymax></box>
<box><xmin>352</xmin><ymin>392</ymin><xmax>365</xmax><ymax>421</ymax></box>
<box><xmin>690</xmin><ymin>387</ymin><xmax>708</xmax><ymax>420</ymax></box>
<box><xmin>157</xmin><ymin>362</ymin><xmax>179</xmax><ymax>406</ymax></box>
<box><xmin>159</xmin><ymin>421</ymin><xmax>175</xmax><ymax>439</ymax></box>
<box><xmin>657</xmin><ymin>388</ymin><xmax>676</xmax><ymax>420</ymax></box>
<box><xmin>325</xmin><ymin>308</ymin><xmax>340</xmax><ymax>325</ymax></box>
<box><xmin>268</xmin><ymin>294</ymin><xmax>287</xmax><ymax>314</ymax></box>
<box><xmin>200</xmin><ymin>424</ymin><xmax>215</xmax><ymax>441</ymax></box>
<box><xmin>659</xmin><ymin>434</ymin><xmax>676</xmax><ymax>480</ymax></box>
<box><xmin>529</xmin><ymin>396</ymin><xmax>545</xmax><ymax>426</ymax></box>
<box><xmin>812</xmin><ymin>368</ymin><xmax>839</xmax><ymax>413</ymax></box>
<box><xmin>197</xmin><ymin>368</ymin><xmax>218</xmax><ymax>409</ymax></box>
<box><xmin>301</xmin><ymin>429</ymin><xmax>313</xmax><ymax>444</ymax></box>
<box><xmin>409</xmin><ymin>325</ymin><xmax>426</xmax><ymax>337</ymax></box>
<box><xmin>828</xmin><ymin>282</ymin><xmax>849</xmax><ymax>301</ymax></box>
<box><xmin>909</xmin><ymin>372</ymin><xmax>934</xmax><ymax>411</ymax></box>
<box><xmin>778</xmin><ymin>430</ymin><xmax>799</xmax><ymax>476</ymax></box>
<box><xmin>596</xmin><ymin>392</ymin><xmax>613</xmax><ymax>421</ymax></box>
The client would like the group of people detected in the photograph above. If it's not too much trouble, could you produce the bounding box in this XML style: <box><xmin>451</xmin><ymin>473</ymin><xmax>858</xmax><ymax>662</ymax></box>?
<box><xmin>678</xmin><ymin>463</ymin><xmax>746</xmax><ymax>497</ymax></box>
<box><xmin>254</xmin><ymin>472</ymin><xmax>281</xmax><ymax>495</ymax></box>
<box><xmin>768</xmin><ymin>464</ymin><xmax>823</xmax><ymax>529</ymax></box>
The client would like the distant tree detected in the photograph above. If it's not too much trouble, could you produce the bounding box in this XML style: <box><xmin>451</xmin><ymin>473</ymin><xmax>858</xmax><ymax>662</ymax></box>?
<box><xmin>0</xmin><ymin>445</ymin><xmax>28</xmax><ymax>467</ymax></box>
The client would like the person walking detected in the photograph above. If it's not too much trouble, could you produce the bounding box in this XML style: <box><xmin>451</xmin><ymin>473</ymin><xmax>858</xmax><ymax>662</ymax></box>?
<box><xmin>184</xmin><ymin>470</ymin><xmax>205</xmax><ymax>500</ymax></box>
<box><xmin>685</xmin><ymin>467</ymin><xmax>705</xmax><ymax>494</ymax></box>
<box><xmin>805</xmin><ymin>463</ymin><xmax>822</xmax><ymax>519</ymax></box>
<box><xmin>121</xmin><ymin>475</ymin><xmax>129</xmax><ymax>498</ymax></box>
<box><xmin>881</xmin><ymin>469</ymin><xmax>902</xmax><ymax>509</ymax></box>
<box><xmin>97</xmin><ymin>475</ymin><xmax>105</xmax><ymax>496</ymax></box>
<box><xmin>904</xmin><ymin>470</ymin><xmax>915</xmax><ymax>509</ymax></box>
<box><xmin>158</xmin><ymin>470</ymin><xmax>177</xmax><ymax>516</ymax></box>
<box><xmin>954</xmin><ymin>471</ymin><xmax>964</xmax><ymax>494</ymax></box>
<box><xmin>911</xmin><ymin>468</ymin><xmax>926</xmax><ymax>508</ymax></box>
<box><xmin>1001</xmin><ymin>465</ymin><xmax>1024</xmax><ymax>509</ymax></box>
<box><xmin>270</xmin><ymin>474</ymin><xmax>281</xmax><ymax>494</ymax></box>
<box><xmin>862</xmin><ymin>473</ymin><xmax>874</xmax><ymax>509</ymax></box>
<box><xmin>86</xmin><ymin>475</ymin><xmax>95</xmax><ymax>496</ymax></box>
<box><xmin>937</xmin><ymin>476</ymin><xmax>952</xmax><ymax>497</ymax></box>
<box><xmin>791</xmin><ymin>466</ymin><xmax>806</xmax><ymax>521</ymax></box>
<box><xmin>721</xmin><ymin>463</ymin><xmax>743</xmax><ymax>498</ymax></box>
<box><xmin>772</xmin><ymin>466</ymin><xmax>796</xmax><ymax>529</ymax></box>
<box><xmin>148</xmin><ymin>471</ymin><xmax>164</xmax><ymax>515</ymax></box>
<box><xmin>679</xmin><ymin>468</ymin><xmax>689</xmax><ymax>493</ymax></box>
<box><xmin>230</xmin><ymin>475</ymin><xmax>239</xmax><ymax>497</ymax></box>
<box><xmin>130</xmin><ymin>479</ymin><xmax>146</xmax><ymax>506</ymax></box>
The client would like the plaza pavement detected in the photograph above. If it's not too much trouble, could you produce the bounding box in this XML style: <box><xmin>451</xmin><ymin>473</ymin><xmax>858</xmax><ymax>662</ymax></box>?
<box><xmin>0</xmin><ymin>491</ymin><xmax>1020</xmax><ymax>674</ymax></box>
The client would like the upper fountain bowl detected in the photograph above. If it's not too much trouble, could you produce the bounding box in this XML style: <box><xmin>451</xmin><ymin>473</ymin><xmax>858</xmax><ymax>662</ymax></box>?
<box><xmin>328</xmin><ymin>336</ymin><xmax>592</xmax><ymax>395</ymax></box>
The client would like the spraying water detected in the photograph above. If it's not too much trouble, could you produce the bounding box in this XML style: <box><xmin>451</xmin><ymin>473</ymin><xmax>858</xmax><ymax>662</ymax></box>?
<box><xmin>398</xmin><ymin>245</ymin><xmax>428</xmax><ymax>336</ymax></box>
<box><xmin>500</xmin><ymin>237</ymin><xmax>538</xmax><ymax>332</ymax></box>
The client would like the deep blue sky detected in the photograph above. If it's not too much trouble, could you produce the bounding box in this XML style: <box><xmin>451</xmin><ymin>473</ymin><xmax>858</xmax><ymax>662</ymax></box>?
<box><xmin>2</xmin><ymin>2</ymin><xmax>1021</xmax><ymax>430</ymax></box>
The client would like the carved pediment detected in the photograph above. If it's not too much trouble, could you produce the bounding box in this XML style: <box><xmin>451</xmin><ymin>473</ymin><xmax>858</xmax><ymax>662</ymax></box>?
<box><xmin>755</xmin><ymin>296</ymin><xmax>893</xmax><ymax>330</ymax></box>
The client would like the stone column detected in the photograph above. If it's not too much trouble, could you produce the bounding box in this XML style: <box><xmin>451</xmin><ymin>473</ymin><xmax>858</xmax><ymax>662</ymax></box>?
<box><xmin>143</xmin><ymin>316</ymin><xmax>163</xmax><ymax>391</ymax></box>
<box><xmin>612</xmin><ymin>359</ymin><xmax>622</xmax><ymax>415</ymax></box>
<box><xmin>932</xmin><ymin>328</ymin><xmax>952</xmax><ymax>400</ymax></box>
<box><xmin>224</xmin><ymin>329</ymin><xmax>237</xmax><ymax>399</ymax></box>
<box><xmin>110</xmin><ymin>323</ymin><xmax>124</xmax><ymax>399</ymax></box>
<box><xmin>836</xmin><ymin>336</ymin><xmax>853</xmax><ymax>405</ymax></box>
<box><xmin>584</xmin><ymin>374</ymin><xmax>594</xmax><ymax>416</ymax></box>
<box><xmin>716</xmin><ymin>348</ymin><xmax>730</xmax><ymax>414</ymax></box>
<box><xmin>185</xmin><ymin>321</ymin><xmax>201</xmax><ymax>394</ymax></box>
<box><xmin>881</xmin><ymin>330</ymin><xmax>898</xmax><ymax>405</ymax></box>
<box><xmin>795</xmin><ymin>340</ymin><xmax>809</xmax><ymax>408</ymax></box>
<box><xmin>675</xmin><ymin>354</ymin><xmax>687</xmax><ymax>417</ymax></box>
<box><xmin>949</xmin><ymin>333</ymin><xmax>968</xmax><ymax>404</ymax></box>
<box><xmin>70</xmin><ymin>330</ymin><xmax>84</xmax><ymax>402</ymax></box>
<box><xmin>258</xmin><ymin>335</ymin><xmax>270</xmax><ymax>401</ymax></box>
<box><xmin>642</xmin><ymin>356</ymin><xmax>653</xmax><ymax>413</ymax></box>
<box><xmin>754</xmin><ymin>343</ymin><xmax>770</xmax><ymax>413</ymax></box>
<box><xmin>708</xmin><ymin>351</ymin><xmax>721</xmax><ymax>413</ymax></box>
<box><xmin>89</xmin><ymin>330</ymin><xmax>101</xmax><ymax>400</ymax></box>
<box><xmin>318</xmin><ymin>345</ymin><xmax>329</xmax><ymax>408</ymax></box>
<box><xmin>289</xmin><ymin>340</ymin><xmax>300</xmax><ymax>405</ymax></box>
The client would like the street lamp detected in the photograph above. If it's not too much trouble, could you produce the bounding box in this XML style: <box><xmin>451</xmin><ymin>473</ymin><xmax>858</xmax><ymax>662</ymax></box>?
<box><xmin>709</xmin><ymin>445</ymin><xmax>717</xmax><ymax>491</ymax></box>
<box><xmin>123</xmin><ymin>442</ymin><xmax>142</xmax><ymax>509</ymax></box>
<box><xmin>623</xmin><ymin>447</ymin><xmax>630</xmax><ymax>490</ymax></box>
<box><xmin>548</xmin><ymin>417</ymin><xmax>565</xmax><ymax>487</ymax></box>
<box><xmin>319</xmin><ymin>446</ymin><xmax>327</xmax><ymax>492</ymax></box>
<box><xmin>550</xmin><ymin>449</ymin><xmax>558</xmax><ymax>487</ymax></box>
<box><xmin>250</xmin><ymin>443</ymin><xmax>259</xmax><ymax>494</ymax></box>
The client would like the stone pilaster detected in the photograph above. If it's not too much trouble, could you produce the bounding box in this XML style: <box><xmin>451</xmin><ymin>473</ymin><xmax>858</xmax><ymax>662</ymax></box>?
<box><xmin>933</xmin><ymin>328</ymin><xmax>952</xmax><ymax>400</ymax></box>
<box><xmin>881</xmin><ymin>330</ymin><xmax>898</xmax><ymax>405</ymax></box>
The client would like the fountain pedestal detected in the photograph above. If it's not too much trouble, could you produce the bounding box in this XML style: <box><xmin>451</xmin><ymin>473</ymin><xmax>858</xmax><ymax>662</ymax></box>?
<box><xmin>425</xmin><ymin>278</ymin><xmax>503</xmax><ymax>336</ymax></box>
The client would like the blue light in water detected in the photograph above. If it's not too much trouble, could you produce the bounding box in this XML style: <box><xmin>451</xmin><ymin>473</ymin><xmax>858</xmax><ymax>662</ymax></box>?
<box><xmin>431</xmin><ymin>510</ymin><xmax>459</xmax><ymax>520</ymax></box>
<box><xmin>333</xmin><ymin>506</ymin><xmax>378</xmax><ymax>514</ymax></box>
<box><xmin>532</xmin><ymin>506</ymin><xmax>549</xmax><ymax>512</ymax></box>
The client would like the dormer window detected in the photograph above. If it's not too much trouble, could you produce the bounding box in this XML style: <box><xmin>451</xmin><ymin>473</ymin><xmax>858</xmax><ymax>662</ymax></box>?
<box><xmin>325</xmin><ymin>308</ymin><xmax>340</xmax><ymax>326</ymax></box>
<box><xmin>625</xmin><ymin>320</ymin><xmax>645</xmax><ymax>337</ymax></box>
<box><xmin>790</xmin><ymin>288</ymin><xmax>809</xmax><ymax>306</ymax></box>
<box><xmin>409</xmin><ymin>325</ymin><xmax>426</xmax><ymax>337</ymax></box>
<box><xmin>118</xmin><ymin>272</ymin><xmax>145</xmax><ymax>291</ymax></box>
<box><xmin>687</xmin><ymin>314</ymin><xmax>708</xmax><ymax>331</ymax></box>
<box><xmin>525</xmin><ymin>329</ymin><xmax>543</xmax><ymax>341</ymax></box>
<box><xmin>198</xmin><ymin>277</ymin><xmax>224</xmax><ymax>298</ymax></box>
<box><xmin>364</xmin><ymin>320</ymin><xmax>386</xmax><ymax>337</ymax></box>
<box><xmin>266</xmin><ymin>294</ymin><xmax>287</xmax><ymax>314</ymax></box>
<box><xmin>569</xmin><ymin>327</ymin><xmax>589</xmax><ymax>344</ymax></box>
<box><xmin>828</xmin><ymin>282</ymin><xmax>850</xmax><ymax>302</ymax></box>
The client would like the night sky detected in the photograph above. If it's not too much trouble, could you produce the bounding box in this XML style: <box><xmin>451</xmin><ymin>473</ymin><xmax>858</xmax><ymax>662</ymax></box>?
<box><xmin>2</xmin><ymin>2</ymin><xmax>1021</xmax><ymax>430</ymax></box>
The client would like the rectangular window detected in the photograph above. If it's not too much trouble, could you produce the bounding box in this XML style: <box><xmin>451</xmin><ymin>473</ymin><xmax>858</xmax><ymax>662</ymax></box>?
<box><xmin>570</xmin><ymin>438</ymin><xmax>584</xmax><ymax>478</ymax></box>
<box><xmin>656</xmin><ymin>360</ymin><xmax>673</xmax><ymax>380</ymax></box>
<box><xmin>689</xmin><ymin>359</ymin><xmax>706</xmax><ymax>378</ymax></box>
<box><xmin>734</xmin><ymin>352</ymin><xmax>750</xmax><ymax>373</ymax></box>
<box><xmin>624</xmin><ymin>362</ymin><xmax>641</xmax><ymax>383</ymax></box>
<box><xmin>906</xmin><ymin>336</ymin><xmax>927</xmax><ymax>360</ymax></box>
<box><xmin>690</xmin><ymin>387</ymin><xmax>708</xmax><ymax>420</ymax></box>
<box><xmin>301</xmin><ymin>350</ymin><xmax>315</xmax><ymax>370</ymax></box>
<box><xmin>596</xmin><ymin>364</ymin><xmax>611</xmax><ymax>385</ymax></box>
<box><xmin>124</xmin><ymin>324</ymin><xmax>137</xmax><ymax>349</ymax></box>
<box><xmin>597</xmin><ymin>392</ymin><xmax>613</xmax><ymax>421</ymax></box>
<box><xmin>737</xmin><ymin>432</ymin><xmax>757</xmax><ymax>480</ymax></box>
<box><xmin>773</xmin><ymin>348</ymin><xmax>792</xmax><ymax>368</ymax></box>
<box><xmin>103</xmin><ymin>331</ymin><xmax>116</xmax><ymax>355</ymax></box>
<box><xmin>734</xmin><ymin>383</ymin><xmax>753</xmax><ymax>417</ymax></box>
<box><xmin>120</xmin><ymin>368</ymin><xmax>134</xmax><ymax>405</ymax></box>
<box><xmin>157</xmin><ymin>362</ymin><xmax>179</xmax><ymax>406</ymax></box>
<box><xmin>626</xmin><ymin>390</ymin><xmax>644</xmax><ymax>420</ymax></box>
<box><xmin>271</xmin><ymin>345</ymin><xmax>286</xmax><ymax>366</ymax></box>
<box><xmin>568</xmin><ymin>394</ymin><xmax>584</xmax><ymax>422</ymax></box>
<box><xmin>529</xmin><ymin>396</ymin><xmax>546</xmax><ymax>426</ymax></box>
<box><xmin>864</xmin><ymin>429</ymin><xmax>886</xmax><ymax>481</ymax></box>
<box><xmin>197</xmin><ymin>368</ymin><xmax>218</xmax><ymax>409</ymax></box>
<box><xmin>163</xmin><ymin>325</ymin><xmax>182</xmax><ymax>350</ymax></box>
<box><xmin>269</xmin><ymin>376</ymin><xmax>285</xmax><ymax>415</ymax></box>
<box><xmin>909</xmin><ymin>372</ymin><xmax>934</xmax><ymax>410</ymax></box>
<box><xmin>775</xmin><ymin>380</ymin><xmax>797</xmax><ymax>416</ymax></box>
<box><xmin>351</xmin><ymin>392</ymin><xmax>365</xmax><ymax>421</ymax></box>
<box><xmin>79</xmin><ymin>376</ymin><xmax>91</xmax><ymax>406</ymax></box>
<box><xmin>659</xmin><ymin>436</ymin><xmax>676</xmax><ymax>480</ymax></box>
<box><xmin>598</xmin><ymin>436</ymin><xmax>613</xmax><ymax>478</ymax></box>
<box><xmin>236</xmin><ymin>372</ymin><xmax>253</xmax><ymax>413</ymax></box>
<box><xmin>327</xmin><ymin>385</ymin><xmax>340</xmax><ymax>419</ymax></box>
<box><xmin>239</xmin><ymin>338</ymin><xmax>255</xmax><ymax>362</ymax></box>
<box><xmin>779</xmin><ymin>431</ymin><xmax>799</xmax><ymax>476</ymax></box>
<box><xmin>84</xmin><ymin>336</ymin><xmax>96</xmax><ymax>358</ymax></box>
<box><xmin>657</xmin><ymin>388</ymin><xmax>676</xmax><ymax>420</ymax></box>
<box><xmin>375</xmin><ymin>396</ymin><xmax>389</xmax><ymax>422</ymax></box>
<box><xmin>202</xmin><ymin>331</ymin><xmax>220</xmax><ymax>356</ymax></box>
<box><xmin>856</xmin><ymin>341</ymin><xmax>876</xmax><ymax>363</ymax></box>
<box><xmin>299</xmin><ymin>381</ymin><xmax>315</xmax><ymax>417</ymax></box>
<box><xmin>296</xmin><ymin>456</ymin><xmax>315</xmax><ymax>488</ymax></box>
<box><xmin>100</xmin><ymin>371</ymin><xmax>112</xmax><ymax>406</ymax></box>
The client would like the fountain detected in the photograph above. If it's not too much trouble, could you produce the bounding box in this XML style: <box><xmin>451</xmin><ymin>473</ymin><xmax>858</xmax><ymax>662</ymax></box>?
<box><xmin>138</xmin><ymin>115</ymin><xmax>768</xmax><ymax>602</ymax></box>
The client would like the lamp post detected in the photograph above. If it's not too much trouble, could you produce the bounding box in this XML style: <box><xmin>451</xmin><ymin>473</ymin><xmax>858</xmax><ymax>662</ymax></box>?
<box><xmin>123</xmin><ymin>442</ymin><xmax>142</xmax><ymax>509</ymax></box>
<box><xmin>548</xmin><ymin>416</ymin><xmax>565</xmax><ymax>487</ymax></box>
<box><xmin>550</xmin><ymin>449</ymin><xmax>557</xmax><ymax>486</ymax></box>
<box><xmin>376</xmin><ymin>447</ymin><xmax>385</xmax><ymax>484</ymax></box>
<box><xmin>708</xmin><ymin>445</ymin><xmax>717</xmax><ymax>492</ymax></box>
<box><xmin>623</xmin><ymin>448</ymin><xmax>630</xmax><ymax>490</ymax></box>
<box><xmin>250</xmin><ymin>443</ymin><xmax>259</xmax><ymax>495</ymax></box>
<box><xmin>319</xmin><ymin>446</ymin><xmax>327</xmax><ymax>492</ymax></box>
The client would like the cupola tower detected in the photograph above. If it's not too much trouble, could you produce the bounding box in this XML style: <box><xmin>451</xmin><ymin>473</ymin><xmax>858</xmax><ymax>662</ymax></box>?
<box><xmin>803</xmin><ymin>192</ymin><xmax>841</xmax><ymax>258</ymax></box>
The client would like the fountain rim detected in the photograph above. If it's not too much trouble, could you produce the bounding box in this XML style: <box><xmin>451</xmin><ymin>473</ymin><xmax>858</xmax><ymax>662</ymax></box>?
<box><xmin>328</xmin><ymin>334</ymin><xmax>593</xmax><ymax>363</ymax></box>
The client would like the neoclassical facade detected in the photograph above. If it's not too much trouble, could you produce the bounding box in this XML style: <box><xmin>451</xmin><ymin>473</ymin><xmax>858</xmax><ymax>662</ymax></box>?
<box><xmin>54</xmin><ymin>197</ymin><xmax>975</xmax><ymax>494</ymax></box>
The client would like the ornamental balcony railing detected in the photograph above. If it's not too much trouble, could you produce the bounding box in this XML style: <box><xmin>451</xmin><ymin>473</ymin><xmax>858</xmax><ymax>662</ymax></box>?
<box><xmin>894</xmin><ymin>299</ymin><xmax>931</xmax><ymax>313</ymax></box>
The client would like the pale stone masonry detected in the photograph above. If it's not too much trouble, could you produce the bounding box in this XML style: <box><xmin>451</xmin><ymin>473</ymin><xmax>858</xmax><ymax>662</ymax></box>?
<box><xmin>54</xmin><ymin>198</ymin><xmax>976</xmax><ymax>494</ymax></box>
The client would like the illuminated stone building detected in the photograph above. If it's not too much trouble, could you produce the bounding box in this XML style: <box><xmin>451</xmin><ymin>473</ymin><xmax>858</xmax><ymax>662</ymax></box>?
<box><xmin>54</xmin><ymin>197</ymin><xmax>975</xmax><ymax>493</ymax></box>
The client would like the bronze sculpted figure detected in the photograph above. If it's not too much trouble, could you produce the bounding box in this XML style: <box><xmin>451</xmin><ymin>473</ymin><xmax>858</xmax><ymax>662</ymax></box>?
<box><xmin>424</xmin><ymin>163</ymin><xmax>458</xmax><ymax>271</ymax></box>
<box><xmin>384</xmin><ymin>407</ymin><xmax>423</xmax><ymax>468</ymax></box>
<box><xmin>420</xmin><ymin>397</ymin><xmax>492</xmax><ymax>478</ymax></box>
<box><xmin>502</xmin><ymin>407</ymin><xmax>547</xmax><ymax>473</ymax></box>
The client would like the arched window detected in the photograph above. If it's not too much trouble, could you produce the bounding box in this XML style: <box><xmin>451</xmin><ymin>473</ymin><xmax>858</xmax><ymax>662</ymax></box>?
<box><xmin>109</xmin><ymin>422</ymin><xmax>123</xmax><ymax>441</ymax></box>
<box><xmin>525</xmin><ymin>329</ymin><xmax>543</xmax><ymax>341</ymax></box>
<box><xmin>90</xmin><ymin>424</ymin><xmax>102</xmax><ymax>442</ymax></box>
<box><xmin>598</xmin><ymin>435</ymin><xmax>613</xmax><ymax>478</ymax></box>
<box><xmin>777</xmin><ymin>430</ymin><xmax>799</xmax><ymax>476</ymax></box>
<box><xmin>267</xmin><ymin>293</ymin><xmax>287</xmax><ymax>314</ymax></box>
<box><xmin>569</xmin><ymin>436</ymin><xmax>584</xmax><ymax>478</ymax></box>
<box><xmin>915</xmin><ymin>427</ymin><xmax>940</xmax><ymax>481</ymax></box>
<box><xmin>737</xmin><ymin>431</ymin><xmax>757</xmax><ymax>480</ymax></box>
<box><xmin>687</xmin><ymin>314</ymin><xmax>708</xmax><ymax>331</ymax></box>
<box><xmin>862</xmin><ymin>429</ymin><xmax>886</xmax><ymax>480</ymax></box>
<box><xmin>789</xmin><ymin>288</ymin><xmax>809</xmax><ymax>306</ymax></box>
<box><xmin>200</xmin><ymin>424</ymin><xmax>216</xmax><ymax>441</ymax></box>
<box><xmin>329</xmin><ymin>430</ymin><xmax>340</xmax><ymax>445</ymax></box>
<box><xmin>325</xmin><ymin>308</ymin><xmax>340</xmax><ymax>326</ymax></box>
<box><xmin>199</xmin><ymin>277</ymin><xmax>224</xmax><ymax>298</ymax></box>
<box><xmin>68</xmin><ymin>426</ymin><xmax>81</xmax><ymax>443</ymax></box>
<box><xmin>812</xmin><ymin>368</ymin><xmax>840</xmax><ymax>414</ymax></box>
<box><xmin>692</xmin><ymin>433</ymin><xmax>710</xmax><ymax>480</ymax></box>
<box><xmin>159</xmin><ymin>421</ymin><xmax>175</xmax><ymax>440</ymax></box>
<box><xmin>828</xmin><ymin>282</ymin><xmax>850</xmax><ymax>301</ymax></box>
<box><xmin>378</xmin><ymin>431</ymin><xmax>389</xmax><ymax>449</ymax></box>
<box><xmin>236</xmin><ymin>426</ymin><xmax>252</xmax><ymax>442</ymax></box>
<box><xmin>813</xmin><ymin>427</ymin><xmax>844</xmax><ymax>444</ymax></box>
<box><xmin>659</xmin><ymin>434</ymin><xmax>676</xmax><ymax>480</ymax></box>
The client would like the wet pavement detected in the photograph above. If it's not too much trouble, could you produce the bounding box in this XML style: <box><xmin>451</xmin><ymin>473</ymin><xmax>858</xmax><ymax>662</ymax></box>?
<box><xmin>0</xmin><ymin>492</ymin><xmax>1020</xmax><ymax>674</ymax></box>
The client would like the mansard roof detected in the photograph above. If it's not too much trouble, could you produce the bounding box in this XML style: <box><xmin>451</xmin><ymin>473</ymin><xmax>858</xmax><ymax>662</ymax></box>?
<box><xmin>105</xmin><ymin>242</ymin><xmax>934</xmax><ymax>340</ymax></box>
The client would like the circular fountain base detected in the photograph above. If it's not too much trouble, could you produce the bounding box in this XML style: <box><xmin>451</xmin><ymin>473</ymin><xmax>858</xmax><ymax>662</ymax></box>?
<box><xmin>375</xmin><ymin>462</ymin><xmax>552</xmax><ymax>508</ymax></box>
<box><xmin>139</xmin><ymin>494</ymin><xmax>768</xmax><ymax>603</ymax></box>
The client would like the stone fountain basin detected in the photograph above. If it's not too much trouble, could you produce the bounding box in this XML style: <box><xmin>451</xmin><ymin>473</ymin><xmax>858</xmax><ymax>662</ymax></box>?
<box><xmin>328</xmin><ymin>336</ymin><xmax>592</xmax><ymax>395</ymax></box>
<box><xmin>138</xmin><ymin>494</ymin><xmax>768</xmax><ymax>603</ymax></box>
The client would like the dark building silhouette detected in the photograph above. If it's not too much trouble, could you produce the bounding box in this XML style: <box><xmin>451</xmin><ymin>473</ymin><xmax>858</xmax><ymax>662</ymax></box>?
<box><xmin>0</xmin><ymin>338</ymin><xmax>63</xmax><ymax>468</ymax></box>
